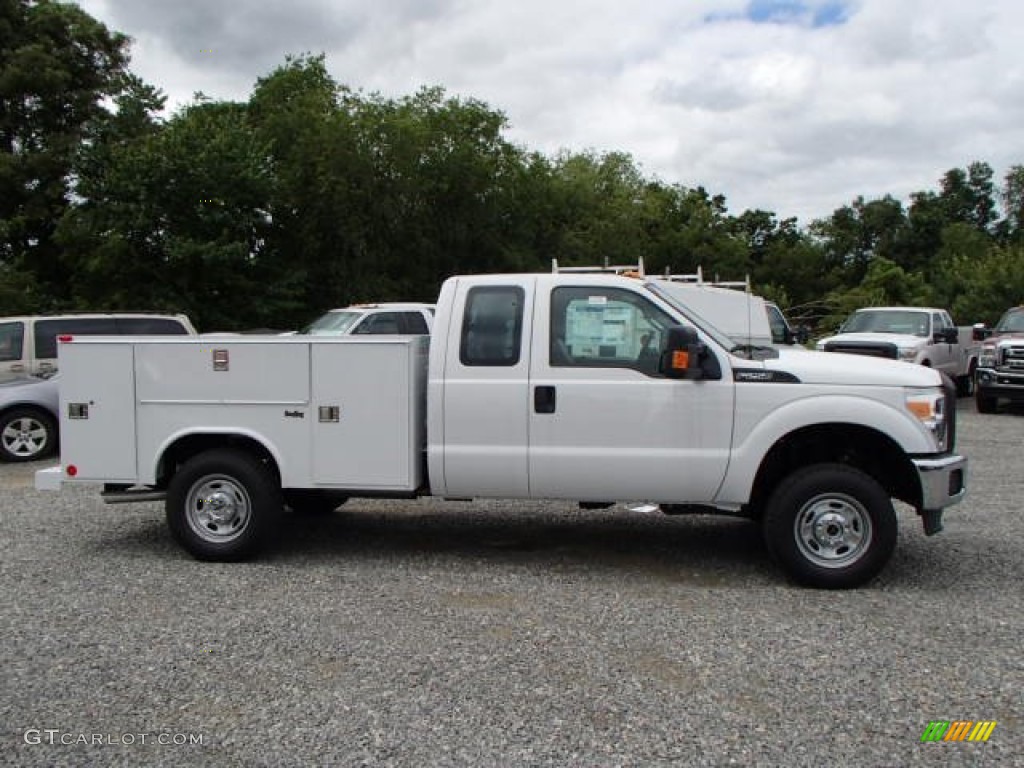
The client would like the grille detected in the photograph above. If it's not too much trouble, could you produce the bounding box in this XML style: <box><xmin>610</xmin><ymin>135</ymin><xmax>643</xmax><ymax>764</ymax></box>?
<box><xmin>823</xmin><ymin>342</ymin><xmax>899</xmax><ymax>359</ymax></box>
<box><xmin>1001</xmin><ymin>345</ymin><xmax>1024</xmax><ymax>369</ymax></box>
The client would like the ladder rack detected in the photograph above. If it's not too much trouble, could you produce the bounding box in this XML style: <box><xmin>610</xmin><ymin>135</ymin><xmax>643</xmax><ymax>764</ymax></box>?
<box><xmin>551</xmin><ymin>257</ymin><xmax>645</xmax><ymax>277</ymax></box>
<box><xmin>659</xmin><ymin>266</ymin><xmax>751</xmax><ymax>292</ymax></box>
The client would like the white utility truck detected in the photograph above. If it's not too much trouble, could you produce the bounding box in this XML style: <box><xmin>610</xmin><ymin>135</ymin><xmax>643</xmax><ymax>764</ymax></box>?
<box><xmin>817</xmin><ymin>307</ymin><xmax>981</xmax><ymax>396</ymax></box>
<box><xmin>36</xmin><ymin>266</ymin><xmax>967</xmax><ymax>588</ymax></box>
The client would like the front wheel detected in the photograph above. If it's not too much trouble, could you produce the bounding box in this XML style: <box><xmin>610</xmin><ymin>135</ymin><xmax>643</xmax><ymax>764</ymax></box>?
<box><xmin>975</xmin><ymin>390</ymin><xmax>998</xmax><ymax>414</ymax></box>
<box><xmin>956</xmin><ymin>363</ymin><xmax>977</xmax><ymax>397</ymax></box>
<box><xmin>762</xmin><ymin>464</ymin><xmax>897</xmax><ymax>589</ymax></box>
<box><xmin>166</xmin><ymin>449</ymin><xmax>283</xmax><ymax>561</ymax></box>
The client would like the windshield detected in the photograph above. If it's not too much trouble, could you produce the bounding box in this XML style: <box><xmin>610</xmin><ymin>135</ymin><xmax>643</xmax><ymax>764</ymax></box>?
<box><xmin>839</xmin><ymin>309</ymin><xmax>929</xmax><ymax>336</ymax></box>
<box><xmin>644</xmin><ymin>281</ymin><xmax>753</xmax><ymax>352</ymax></box>
<box><xmin>995</xmin><ymin>309</ymin><xmax>1024</xmax><ymax>333</ymax></box>
<box><xmin>302</xmin><ymin>311</ymin><xmax>362</xmax><ymax>335</ymax></box>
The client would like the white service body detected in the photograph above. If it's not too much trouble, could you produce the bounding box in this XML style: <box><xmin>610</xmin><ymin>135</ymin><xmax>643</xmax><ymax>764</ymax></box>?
<box><xmin>57</xmin><ymin>336</ymin><xmax>427</xmax><ymax>492</ymax></box>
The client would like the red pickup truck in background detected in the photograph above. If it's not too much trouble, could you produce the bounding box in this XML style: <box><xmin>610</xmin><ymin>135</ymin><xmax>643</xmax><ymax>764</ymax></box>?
<box><xmin>974</xmin><ymin>306</ymin><xmax>1024</xmax><ymax>413</ymax></box>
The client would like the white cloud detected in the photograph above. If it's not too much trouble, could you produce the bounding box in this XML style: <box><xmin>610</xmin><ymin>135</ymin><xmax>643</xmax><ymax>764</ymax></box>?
<box><xmin>75</xmin><ymin>0</ymin><xmax>1024</xmax><ymax>223</ymax></box>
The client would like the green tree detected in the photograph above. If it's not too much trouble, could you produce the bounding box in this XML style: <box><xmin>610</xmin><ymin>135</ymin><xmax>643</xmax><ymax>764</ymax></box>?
<box><xmin>58</xmin><ymin>100</ymin><xmax>278</xmax><ymax>330</ymax></box>
<box><xmin>0</xmin><ymin>0</ymin><xmax>134</xmax><ymax>307</ymax></box>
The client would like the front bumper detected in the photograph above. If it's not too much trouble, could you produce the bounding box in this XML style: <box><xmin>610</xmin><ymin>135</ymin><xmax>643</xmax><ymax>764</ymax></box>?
<box><xmin>911</xmin><ymin>453</ymin><xmax>967</xmax><ymax>535</ymax></box>
<box><xmin>976</xmin><ymin>367</ymin><xmax>1024</xmax><ymax>400</ymax></box>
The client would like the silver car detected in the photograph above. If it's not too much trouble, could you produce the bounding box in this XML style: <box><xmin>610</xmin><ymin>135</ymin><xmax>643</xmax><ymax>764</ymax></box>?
<box><xmin>0</xmin><ymin>375</ymin><xmax>59</xmax><ymax>462</ymax></box>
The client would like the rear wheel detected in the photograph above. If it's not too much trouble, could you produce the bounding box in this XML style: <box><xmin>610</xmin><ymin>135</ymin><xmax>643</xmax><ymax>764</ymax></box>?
<box><xmin>0</xmin><ymin>407</ymin><xmax>57</xmax><ymax>462</ymax></box>
<box><xmin>166</xmin><ymin>449</ymin><xmax>283</xmax><ymax>561</ymax></box>
<box><xmin>763</xmin><ymin>464</ymin><xmax>897</xmax><ymax>589</ymax></box>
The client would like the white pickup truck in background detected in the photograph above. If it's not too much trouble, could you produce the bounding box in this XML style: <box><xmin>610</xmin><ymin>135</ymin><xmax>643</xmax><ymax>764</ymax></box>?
<box><xmin>36</xmin><ymin>270</ymin><xmax>967</xmax><ymax>589</ymax></box>
<box><xmin>816</xmin><ymin>307</ymin><xmax>981</xmax><ymax>396</ymax></box>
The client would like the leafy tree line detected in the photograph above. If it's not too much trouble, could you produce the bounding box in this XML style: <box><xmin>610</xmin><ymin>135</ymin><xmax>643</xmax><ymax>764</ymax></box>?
<box><xmin>3</xmin><ymin>1</ymin><xmax>1024</xmax><ymax>332</ymax></box>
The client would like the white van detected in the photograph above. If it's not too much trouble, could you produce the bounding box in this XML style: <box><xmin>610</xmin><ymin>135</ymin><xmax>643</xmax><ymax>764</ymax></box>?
<box><xmin>0</xmin><ymin>313</ymin><xmax>196</xmax><ymax>382</ymax></box>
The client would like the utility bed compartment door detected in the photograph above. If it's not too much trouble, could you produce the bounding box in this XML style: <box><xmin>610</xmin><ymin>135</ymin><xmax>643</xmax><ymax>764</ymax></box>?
<box><xmin>58</xmin><ymin>341</ymin><xmax>137</xmax><ymax>481</ymax></box>
<box><xmin>311</xmin><ymin>339</ymin><xmax>425</xmax><ymax>490</ymax></box>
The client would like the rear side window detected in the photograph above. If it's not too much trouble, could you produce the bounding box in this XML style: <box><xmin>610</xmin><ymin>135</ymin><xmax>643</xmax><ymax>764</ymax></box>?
<box><xmin>116</xmin><ymin>318</ymin><xmax>189</xmax><ymax>335</ymax></box>
<box><xmin>460</xmin><ymin>286</ymin><xmax>524</xmax><ymax>367</ymax></box>
<box><xmin>401</xmin><ymin>312</ymin><xmax>429</xmax><ymax>334</ymax></box>
<box><xmin>0</xmin><ymin>321</ymin><xmax>24</xmax><ymax>362</ymax></box>
<box><xmin>34</xmin><ymin>318</ymin><xmax>118</xmax><ymax>359</ymax></box>
<box><xmin>353</xmin><ymin>313</ymin><xmax>402</xmax><ymax>334</ymax></box>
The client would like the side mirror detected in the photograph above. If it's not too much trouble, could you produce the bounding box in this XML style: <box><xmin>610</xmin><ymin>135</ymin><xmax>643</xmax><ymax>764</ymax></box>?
<box><xmin>794</xmin><ymin>325</ymin><xmax>810</xmax><ymax>345</ymax></box>
<box><xmin>972</xmin><ymin>323</ymin><xmax>991</xmax><ymax>341</ymax></box>
<box><xmin>663</xmin><ymin>326</ymin><xmax>705</xmax><ymax>380</ymax></box>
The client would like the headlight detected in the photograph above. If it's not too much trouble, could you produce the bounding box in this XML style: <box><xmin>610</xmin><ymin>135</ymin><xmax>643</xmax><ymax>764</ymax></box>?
<box><xmin>815</xmin><ymin>341</ymin><xmax>826</xmax><ymax>351</ymax></box>
<box><xmin>979</xmin><ymin>347</ymin><xmax>997</xmax><ymax>367</ymax></box>
<box><xmin>898</xmin><ymin>347</ymin><xmax>918</xmax><ymax>361</ymax></box>
<box><xmin>905</xmin><ymin>389</ymin><xmax>947</xmax><ymax>451</ymax></box>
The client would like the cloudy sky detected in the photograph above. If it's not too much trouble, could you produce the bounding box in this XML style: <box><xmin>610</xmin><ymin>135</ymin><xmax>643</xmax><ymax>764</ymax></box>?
<box><xmin>74</xmin><ymin>0</ymin><xmax>1022</xmax><ymax>224</ymax></box>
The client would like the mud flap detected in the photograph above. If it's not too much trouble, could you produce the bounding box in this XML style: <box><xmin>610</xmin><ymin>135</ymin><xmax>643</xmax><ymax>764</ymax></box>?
<box><xmin>919</xmin><ymin>509</ymin><xmax>944</xmax><ymax>536</ymax></box>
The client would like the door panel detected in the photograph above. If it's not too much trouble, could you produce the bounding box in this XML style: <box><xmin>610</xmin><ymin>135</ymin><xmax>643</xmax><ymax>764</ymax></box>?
<box><xmin>528</xmin><ymin>282</ymin><xmax>734</xmax><ymax>503</ymax></box>
<box><xmin>440</xmin><ymin>279</ymin><xmax>534</xmax><ymax>498</ymax></box>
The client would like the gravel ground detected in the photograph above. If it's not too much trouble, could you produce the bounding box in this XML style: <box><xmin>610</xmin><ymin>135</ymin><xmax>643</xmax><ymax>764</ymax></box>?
<box><xmin>1</xmin><ymin>399</ymin><xmax>1021</xmax><ymax>767</ymax></box>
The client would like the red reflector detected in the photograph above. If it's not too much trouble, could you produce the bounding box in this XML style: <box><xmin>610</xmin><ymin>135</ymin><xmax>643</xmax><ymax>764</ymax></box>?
<box><xmin>66</xmin><ymin>465</ymin><xmax>78</xmax><ymax>477</ymax></box>
<box><xmin>58</xmin><ymin>335</ymin><xmax>73</xmax><ymax>343</ymax></box>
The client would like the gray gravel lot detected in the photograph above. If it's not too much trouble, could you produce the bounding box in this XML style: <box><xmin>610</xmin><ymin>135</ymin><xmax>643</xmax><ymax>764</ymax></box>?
<box><xmin>1</xmin><ymin>400</ymin><xmax>1021</xmax><ymax>767</ymax></box>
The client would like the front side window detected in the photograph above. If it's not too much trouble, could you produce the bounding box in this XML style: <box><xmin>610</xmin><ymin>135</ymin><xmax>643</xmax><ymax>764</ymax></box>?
<box><xmin>550</xmin><ymin>287</ymin><xmax>675</xmax><ymax>375</ymax></box>
<box><xmin>460</xmin><ymin>286</ymin><xmax>524</xmax><ymax>366</ymax></box>
<box><xmin>0</xmin><ymin>322</ymin><xmax>25</xmax><ymax>362</ymax></box>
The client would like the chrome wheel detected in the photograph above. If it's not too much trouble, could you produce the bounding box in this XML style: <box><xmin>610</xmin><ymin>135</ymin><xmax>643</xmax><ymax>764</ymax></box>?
<box><xmin>1</xmin><ymin>414</ymin><xmax>51</xmax><ymax>460</ymax></box>
<box><xmin>185</xmin><ymin>474</ymin><xmax>252</xmax><ymax>543</ymax></box>
<box><xmin>794</xmin><ymin>492</ymin><xmax>872</xmax><ymax>569</ymax></box>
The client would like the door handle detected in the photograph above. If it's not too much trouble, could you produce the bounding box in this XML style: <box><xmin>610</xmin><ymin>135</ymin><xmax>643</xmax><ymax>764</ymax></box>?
<box><xmin>534</xmin><ymin>385</ymin><xmax>556</xmax><ymax>414</ymax></box>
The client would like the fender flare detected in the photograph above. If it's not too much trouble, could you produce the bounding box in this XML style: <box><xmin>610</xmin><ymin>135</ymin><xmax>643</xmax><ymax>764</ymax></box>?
<box><xmin>715</xmin><ymin>393</ymin><xmax>933</xmax><ymax>505</ymax></box>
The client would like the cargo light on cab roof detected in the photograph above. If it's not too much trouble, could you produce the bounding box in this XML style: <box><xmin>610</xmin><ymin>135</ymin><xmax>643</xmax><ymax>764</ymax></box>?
<box><xmin>58</xmin><ymin>335</ymin><xmax>73</xmax><ymax>343</ymax></box>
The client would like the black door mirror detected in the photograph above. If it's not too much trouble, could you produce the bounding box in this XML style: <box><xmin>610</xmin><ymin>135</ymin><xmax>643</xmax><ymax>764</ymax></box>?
<box><xmin>663</xmin><ymin>326</ymin><xmax>706</xmax><ymax>380</ymax></box>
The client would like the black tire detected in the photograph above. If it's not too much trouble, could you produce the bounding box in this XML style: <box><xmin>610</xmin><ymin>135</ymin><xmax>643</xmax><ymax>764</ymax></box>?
<box><xmin>284</xmin><ymin>489</ymin><xmax>349</xmax><ymax>515</ymax></box>
<box><xmin>0</xmin><ymin>407</ymin><xmax>58</xmax><ymax>463</ymax></box>
<box><xmin>975</xmin><ymin>391</ymin><xmax>998</xmax><ymax>414</ymax></box>
<box><xmin>166</xmin><ymin>449</ymin><xmax>283</xmax><ymax>561</ymax></box>
<box><xmin>762</xmin><ymin>464</ymin><xmax>897</xmax><ymax>589</ymax></box>
<box><xmin>955</xmin><ymin>363</ymin><xmax>977</xmax><ymax>397</ymax></box>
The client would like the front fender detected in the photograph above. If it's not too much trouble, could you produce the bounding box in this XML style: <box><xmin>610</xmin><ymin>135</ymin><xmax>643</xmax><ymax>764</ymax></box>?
<box><xmin>715</xmin><ymin>392</ymin><xmax>933</xmax><ymax>506</ymax></box>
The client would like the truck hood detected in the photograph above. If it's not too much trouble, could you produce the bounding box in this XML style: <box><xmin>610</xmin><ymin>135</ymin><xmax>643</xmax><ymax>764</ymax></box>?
<box><xmin>759</xmin><ymin>347</ymin><xmax>942</xmax><ymax>387</ymax></box>
<box><xmin>986</xmin><ymin>331</ymin><xmax>1024</xmax><ymax>345</ymax></box>
<box><xmin>818</xmin><ymin>331</ymin><xmax>924</xmax><ymax>348</ymax></box>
